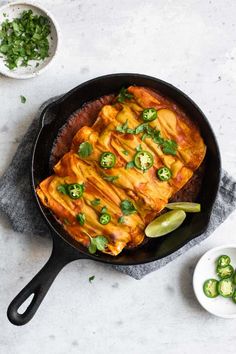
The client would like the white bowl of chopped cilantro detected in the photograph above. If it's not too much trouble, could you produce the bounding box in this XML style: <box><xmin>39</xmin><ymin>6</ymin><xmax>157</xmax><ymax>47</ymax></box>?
<box><xmin>0</xmin><ymin>1</ymin><xmax>60</xmax><ymax>79</ymax></box>
<box><xmin>193</xmin><ymin>244</ymin><xmax>236</xmax><ymax>318</ymax></box>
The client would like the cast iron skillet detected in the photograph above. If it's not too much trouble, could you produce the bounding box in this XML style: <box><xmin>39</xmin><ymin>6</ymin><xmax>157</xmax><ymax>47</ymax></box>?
<box><xmin>7</xmin><ymin>73</ymin><xmax>221</xmax><ymax>326</ymax></box>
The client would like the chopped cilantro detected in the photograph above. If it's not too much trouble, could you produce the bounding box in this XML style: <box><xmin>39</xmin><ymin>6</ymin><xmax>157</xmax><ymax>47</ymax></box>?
<box><xmin>122</xmin><ymin>150</ymin><xmax>129</xmax><ymax>156</ymax></box>
<box><xmin>88</xmin><ymin>235</ymin><xmax>108</xmax><ymax>254</ymax></box>
<box><xmin>101</xmin><ymin>173</ymin><xmax>119</xmax><ymax>182</ymax></box>
<box><xmin>76</xmin><ymin>213</ymin><xmax>86</xmax><ymax>225</ymax></box>
<box><xmin>118</xmin><ymin>216</ymin><xmax>125</xmax><ymax>224</ymax></box>
<box><xmin>101</xmin><ymin>206</ymin><xmax>108</xmax><ymax>214</ymax></box>
<box><xmin>78</xmin><ymin>141</ymin><xmax>93</xmax><ymax>158</ymax></box>
<box><xmin>162</xmin><ymin>139</ymin><xmax>178</xmax><ymax>155</ymax></box>
<box><xmin>116</xmin><ymin>120</ymin><xmax>177</xmax><ymax>156</ymax></box>
<box><xmin>126</xmin><ymin>128</ymin><xmax>136</xmax><ymax>134</ymax></box>
<box><xmin>117</xmin><ymin>87</ymin><xmax>133</xmax><ymax>103</ymax></box>
<box><xmin>89</xmin><ymin>275</ymin><xmax>95</xmax><ymax>283</ymax></box>
<box><xmin>135</xmin><ymin>123</ymin><xmax>148</xmax><ymax>134</ymax></box>
<box><xmin>116</xmin><ymin>120</ymin><xmax>129</xmax><ymax>133</ymax></box>
<box><xmin>135</xmin><ymin>144</ymin><xmax>142</xmax><ymax>152</ymax></box>
<box><xmin>57</xmin><ymin>184</ymin><xmax>68</xmax><ymax>195</ymax></box>
<box><xmin>141</xmin><ymin>133</ymin><xmax>149</xmax><ymax>141</ymax></box>
<box><xmin>20</xmin><ymin>95</ymin><xmax>26</xmax><ymax>103</ymax></box>
<box><xmin>91</xmin><ymin>198</ymin><xmax>101</xmax><ymax>206</ymax></box>
<box><xmin>125</xmin><ymin>161</ymin><xmax>135</xmax><ymax>169</ymax></box>
<box><xmin>0</xmin><ymin>10</ymin><xmax>51</xmax><ymax>70</ymax></box>
<box><xmin>120</xmin><ymin>199</ymin><xmax>137</xmax><ymax>216</ymax></box>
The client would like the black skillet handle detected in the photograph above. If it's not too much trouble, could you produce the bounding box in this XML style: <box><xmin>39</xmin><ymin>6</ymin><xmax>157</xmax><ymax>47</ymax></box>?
<box><xmin>7</xmin><ymin>236</ymin><xmax>84</xmax><ymax>326</ymax></box>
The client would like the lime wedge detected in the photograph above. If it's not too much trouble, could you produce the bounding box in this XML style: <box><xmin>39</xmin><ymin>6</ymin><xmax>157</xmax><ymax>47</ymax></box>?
<box><xmin>166</xmin><ymin>202</ymin><xmax>201</xmax><ymax>213</ymax></box>
<box><xmin>145</xmin><ymin>210</ymin><xmax>186</xmax><ymax>238</ymax></box>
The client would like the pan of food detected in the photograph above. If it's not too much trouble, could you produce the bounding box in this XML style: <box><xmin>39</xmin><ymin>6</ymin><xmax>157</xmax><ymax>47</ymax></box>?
<box><xmin>7</xmin><ymin>73</ymin><xmax>221</xmax><ymax>325</ymax></box>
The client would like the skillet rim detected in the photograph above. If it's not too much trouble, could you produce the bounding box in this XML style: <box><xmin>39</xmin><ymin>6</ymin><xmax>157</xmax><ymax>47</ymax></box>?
<box><xmin>31</xmin><ymin>73</ymin><xmax>222</xmax><ymax>266</ymax></box>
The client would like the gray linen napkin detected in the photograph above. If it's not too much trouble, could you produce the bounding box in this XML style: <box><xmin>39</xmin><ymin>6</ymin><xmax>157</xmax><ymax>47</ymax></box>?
<box><xmin>0</xmin><ymin>98</ymin><xmax>236</xmax><ymax>279</ymax></box>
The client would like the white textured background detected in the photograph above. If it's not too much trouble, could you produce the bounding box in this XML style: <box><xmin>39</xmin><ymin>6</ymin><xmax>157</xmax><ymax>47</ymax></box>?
<box><xmin>0</xmin><ymin>1</ymin><xmax>236</xmax><ymax>353</ymax></box>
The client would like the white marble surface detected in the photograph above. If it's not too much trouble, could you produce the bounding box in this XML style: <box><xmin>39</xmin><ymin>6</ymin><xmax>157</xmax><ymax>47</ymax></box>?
<box><xmin>1</xmin><ymin>0</ymin><xmax>236</xmax><ymax>353</ymax></box>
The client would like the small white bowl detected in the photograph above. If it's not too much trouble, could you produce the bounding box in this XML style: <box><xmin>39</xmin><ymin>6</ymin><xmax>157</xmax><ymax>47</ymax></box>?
<box><xmin>193</xmin><ymin>244</ymin><xmax>236</xmax><ymax>318</ymax></box>
<box><xmin>0</xmin><ymin>1</ymin><xmax>60</xmax><ymax>79</ymax></box>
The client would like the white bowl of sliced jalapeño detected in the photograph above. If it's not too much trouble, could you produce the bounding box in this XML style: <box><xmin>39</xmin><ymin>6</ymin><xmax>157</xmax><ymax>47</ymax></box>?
<box><xmin>193</xmin><ymin>245</ymin><xmax>236</xmax><ymax>318</ymax></box>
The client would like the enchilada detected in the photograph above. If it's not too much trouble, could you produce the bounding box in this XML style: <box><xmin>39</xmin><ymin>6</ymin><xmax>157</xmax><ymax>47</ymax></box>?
<box><xmin>37</xmin><ymin>86</ymin><xmax>206</xmax><ymax>256</ymax></box>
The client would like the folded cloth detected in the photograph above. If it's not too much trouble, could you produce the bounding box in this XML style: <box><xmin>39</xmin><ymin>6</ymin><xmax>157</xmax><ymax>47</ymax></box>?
<box><xmin>0</xmin><ymin>98</ymin><xmax>235</xmax><ymax>279</ymax></box>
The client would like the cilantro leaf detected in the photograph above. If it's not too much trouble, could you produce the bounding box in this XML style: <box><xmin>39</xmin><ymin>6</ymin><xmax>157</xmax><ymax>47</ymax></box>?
<box><xmin>115</xmin><ymin>120</ymin><xmax>178</xmax><ymax>155</ymax></box>
<box><xmin>135</xmin><ymin>123</ymin><xmax>149</xmax><ymax>134</ymax></box>
<box><xmin>116</xmin><ymin>121</ymin><xmax>136</xmax><ymax>134</ymax></box>
<box><xmin>120</xmin><ymin>199</ymin><xmax>137</xmax><ymax>215</ymax></box>
<box><xmin>88</xmin><ymin>241</ymin><xmax>97</xmax><ymax>254</ymax></box>
<box><xmin>20</xmin><ymin>95</ymin><xmax>26</xmax><ymax>103</ymax></box>
<box><xmin>12</xmin><ymin>22</ymin><xmax>19</xmax><ymax>33</ymax></box>
<box><xmin>0</xmin><ymin>10</ymin><xmax>51</xmax><ymax>70</ymax></box>
<box><xmin>116</xmin><ymin>120</ymin><xmax>128</xmax><ymax>133</ymax></box>
<box><xmin>78</xmin><ymin>141</ymin><xmax>93</xmax><ymax>158</ymax></box>
<box><xmin>141</xmin><ymin>133</ymin><xmax>149</xmax><ymax>141</ymax></box>
<box><xmin>162</xmin><ymin>140</ymin><xmax>178</xmax><ymax>155</ymax></box>
<box><xmin>95</xmin><ymin>236</ymin><xmax>108</xmax><ymax>250</ymax></box>
<box><xmin>88</xmin><ymin>235</ymin><xmax>108</xmax><ymax>254</ymax></box>
<box><xmin>101</xmin><ymin>206</ymin><xmax>107</xmax><ymax>214</ymax></box>
<box><xmin>91</xmin><ymin>198</ymin><xmax>100</xmax><ymax>206</ymax></box>
<box><xmin>89</xmin><ymin>275</ymin><xmax>95</xmax><ymax>283</ymax></box>
<box><xmin>125</xmin><ymin>161</ymin><xmax>135</xmax><ymax>169</ymax></box>
<box><xmin>0</xmin><ymin>44</ymin><xmax>9</xmax><ymax>53</ymax></box>
<box><xmin>76</xmin><ymin>213</ymin><xmax>86</xmax><ymax>225</ymax></box>
<box><xmin>152</xmin><ymin>130</ymin><xmax>164</xmax><ymax>145</ymax></box>
<box><xmin>117</xmin><ymin>87</ymin><xmax>133</xmax><ymax>103</ymax></box>
<box><xmin>101</xmin><ymin>173</ymin><xmax>119</xmax><ymax>182</ymax></box>
<box><xmin>135</xmin><ymin>144</ymin><xmax>142</xmax><ymax>152</ymax></box>
<box><xmin>57</xmin><ymin>184</ymin><xmax>68</xmax><ymax>195</ymax></box>
<box><xmin>122</xmin><ymin>150</ymin><xmax>129</xmax><ymax>156</ymax></box>
<box><xmin>126</xmin><ymin>128</ymin><xmax>136</xmax><ymax>134</ymax></box>
<box><xmin>118</xmin><ymin>216</ymin><xmax>125</xmax><ymax>224</ymax></box>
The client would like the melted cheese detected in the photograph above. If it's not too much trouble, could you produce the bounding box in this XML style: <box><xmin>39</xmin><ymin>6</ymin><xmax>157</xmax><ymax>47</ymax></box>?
<box><xmin>36</xmin><ymin>86</ymin><xmax>206</xmax><ymax>256</ymax></box>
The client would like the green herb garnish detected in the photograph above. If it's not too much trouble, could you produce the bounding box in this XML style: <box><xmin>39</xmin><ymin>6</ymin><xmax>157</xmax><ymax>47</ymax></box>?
<box><xmin>89</xmin><ymin>275</ymin><xmax>95</xmax><ymax>283</ymax></box>
<box><xmin>76</xmin><ymin>213</ymin><xmax>86</xmax><ymax>225</ymax></box>
<box><xmin>116</xmin><ymin>120</ymin><xmax>128</xmax><ymax>133</ymax></box>
<box><xmin>120</xmin><ymin>199</ymin><xmax>137</xmax><ymax>216</ymax></box>
<box><xmin>162</xmin><ymin>140</ymin><xmax>178</xmax><ymax>155</ymax></box>
<box><xmin>78</xmin><ymin>141</ymin><xmax>93</xmax><ymax>158</ymax></box>
<box><xmin>117</xmin><ymin>87</ymin><xmax>133</xmax><ymax>103</ymax></box>
<box><xmin>101</xmin><ymin>173</ymin><xmax>119</xmax><ymax>182</ymax></box>
<box><xmin>57</xmin><ymin>184</ymin><xmax>68</xmax><ymax>195</ymax></box>
<box><xmin>20</xmin><ymin>95</ymin><xmax>26</xmax><ymax>103</ymax></box>
<box><xmin>116</xmin><ymin>121</ymin><xmax>177</xmax><ymax>156</ymax></box>
<box><xmin>0</xmin><ymin>10</ymin><xmax>51</xmax><ymax>70</ymax></box>
<box><xmin>101</xmin><ymin>206</ymin><xmax>108</xmax><ymax>214</ymax></box>
<box><xmin>125</xmin><ymin>161</ymin><xmax>135</xmax><ymax>169</ymax></box>
<box><xmin>141</xmin><ymin>133</ymin><xmax>148</xmax><ymax>141</ymax></box>
<box><xmin>135</xmin><ymin>144</ymin><xmax>142</xmax><ymax>152</ymax></box>
<box><xmin>88</xmin><ymin>235</ymin><xmax>108</xmax><ymax>254</ymax></box>
<box><xmin>118</xmin><ymin>216</ymin><xmax>125</xmax><ymax>224</ymax></box>
<box><xmin>91</xmin><ymin>198</ymin><xmax>100</xmax><ymax>206</ymax></box>
<box><xmin>126</xmin><ymin>128</ymin><xmax>136</xmax><ymax>134</ymax></box>
<box><xmin>122</xmin><ymin>150</ymin><xmax>129</xmax><ymax>156</ymax></box>
<box><xmin>116</xmin><ymin>120</ymin><xmax>137</xmax><ymax>134</ymax></box>
<box><xmin>135</xmin><ymin>123</ymin><xmax>148</xmax><ymax>134</ymax></box>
